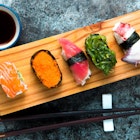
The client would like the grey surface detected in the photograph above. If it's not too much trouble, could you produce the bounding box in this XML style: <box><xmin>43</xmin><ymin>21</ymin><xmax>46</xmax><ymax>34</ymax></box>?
<box><xmin>0</xmin><ymin>0</ymin><xmax>140</xmax><ymax>140</ymax></box>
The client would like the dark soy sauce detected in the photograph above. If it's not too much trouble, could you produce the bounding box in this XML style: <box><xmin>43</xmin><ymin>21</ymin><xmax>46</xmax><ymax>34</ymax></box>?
<box><xmin>0</xmin><ymin>10</ymin><xmax>16</xmax><ymax>44</ymax></box>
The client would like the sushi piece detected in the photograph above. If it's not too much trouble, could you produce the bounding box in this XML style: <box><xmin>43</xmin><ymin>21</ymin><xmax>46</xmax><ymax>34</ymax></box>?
<box><xmin>31</xmin><ymin>50</ymin><xmax>62</xmax><ymax>88</ymax></box>
<box><xmin>0</xmin><ymin>62</ymin><xmax>27</xmax><ymax>98</ymax></box>
<box><xmin>59</xmin><ymin>38</ymin><xmax>91</xmax><ymax>86</ymax></box>
<box><xmin>85</xmin><ymin>34</ymin><xmax>117</xmax><ymax>75</ymax></box>
<box><xmin>113</xmin><ymin>22</ymin><xmax>140</xmax><ymax>65</ymax></box>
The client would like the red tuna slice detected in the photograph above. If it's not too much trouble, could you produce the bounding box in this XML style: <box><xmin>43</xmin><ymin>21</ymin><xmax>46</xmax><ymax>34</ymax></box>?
<box><xmin>59</xmin><ymin>38</ymin><xmax>82</xmax><ymax>60</ymax></box>
<box><xmin>70</xmin><ymin>60</ymin><xmax>91</xmax><ymax>85</ymax></box>
<box><xmin>59</xmin><ymin>38</ymin><xmax>91</xmax><ymax>86</ymax></box>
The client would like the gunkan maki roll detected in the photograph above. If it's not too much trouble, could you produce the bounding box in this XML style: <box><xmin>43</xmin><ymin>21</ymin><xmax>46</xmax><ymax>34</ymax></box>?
<box><xmin>31</xmin><ymin>50</ymin><xmax>62</xmax><ymax>88</ymax></box>
<box><xmin>85</xmin><ymin>34</ymin><xmax>117</xmax><ymax>75</ymax></box>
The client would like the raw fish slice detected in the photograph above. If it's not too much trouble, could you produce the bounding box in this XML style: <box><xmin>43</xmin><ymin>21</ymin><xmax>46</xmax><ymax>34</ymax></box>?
<box><xmin>0</xmin><ymin>62</ymin><xmax>27</xmax><ymax>98</ymax></box>
<box><xmin>59</xmin><ymin>38</ymin><xmax>91</xmax><ymax>86</ymax></box>
<box><xmin>113</xmin><ymin>22</ymin><xmax>135</xmax><ymax>43</ymax></box>
<box><xmin>122</xmin><ymin>40</ymin><xmax>140</xmax><ymax>65</ymax></box>
<box><xmin>113</xmin><ymin>22</ymin><xmax>140</xmax><ymax>65</ymax></box>
<box><xmin>59</xmin><ymin>38</ymin><xmax>81</xmax><ymax>60</ymax></box>
<box><xmin>113</xmin><ymin>22</ymin><xmax>139</xmax><ymax>50</ymax></box>
<box><xmin>70</xmin><ymin>60</ymin><xmax>91</xmax><ymax>85</ymax></box>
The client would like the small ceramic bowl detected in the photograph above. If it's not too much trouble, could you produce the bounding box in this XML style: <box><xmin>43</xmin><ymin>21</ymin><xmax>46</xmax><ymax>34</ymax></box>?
<box><xmin>0</xmin><ymin>4</ymin><xmax>22</xmax><ymax>50</ymax></box>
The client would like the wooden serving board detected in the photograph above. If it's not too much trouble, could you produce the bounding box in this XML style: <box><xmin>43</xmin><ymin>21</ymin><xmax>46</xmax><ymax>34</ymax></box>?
<box><xmin>1</xmin><ymin>10</ymin><xmax>140</xmax><ymax>116</ymax></box>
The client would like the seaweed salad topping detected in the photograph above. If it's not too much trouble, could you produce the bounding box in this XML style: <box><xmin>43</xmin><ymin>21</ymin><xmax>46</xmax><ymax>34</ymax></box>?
<box><xmin>85</xmin><ymin>34</ymin><xmax>117</xmax><ymax>75</ymax></box>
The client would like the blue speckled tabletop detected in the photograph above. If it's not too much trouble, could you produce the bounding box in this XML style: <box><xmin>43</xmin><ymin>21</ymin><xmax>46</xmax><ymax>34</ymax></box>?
<box><xmin>0</xmin><ymin>0</ymin><xmax>140</xmax><ymax>140</ymax></box>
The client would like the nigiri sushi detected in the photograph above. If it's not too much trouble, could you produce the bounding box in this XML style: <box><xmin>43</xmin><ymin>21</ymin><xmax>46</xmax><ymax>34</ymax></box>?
<box><xmin>113</xmin><ymin>22</ymin><xmax>140</xmax><ymax>65</ymax></box>
<box><xmin>59</xmin><ymin>38</ymin><xmax>91</xmax><ymax>86</ymax></box>
<box><xmin>0</xmin><ymin>62</ymin><xmax>27</xmax><ymax>98</ymax></box>
<box><xmin>85</xmin><ymin>34</ymin><xmax>117</xmax><ymax>75</ymax></box>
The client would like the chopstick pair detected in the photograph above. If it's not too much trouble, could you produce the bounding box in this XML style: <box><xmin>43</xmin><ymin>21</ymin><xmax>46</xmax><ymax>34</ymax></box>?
<box><xmin>0</xmin><ymin>107</ymin><xmax>140</xmax><ymax>138</ymax></box>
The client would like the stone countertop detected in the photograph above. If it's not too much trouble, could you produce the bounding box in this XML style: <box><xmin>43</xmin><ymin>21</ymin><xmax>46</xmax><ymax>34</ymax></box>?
<box><xmin>0</xmin><ymin>0</ymin><xmax>140</xmax><ymax>140</ymax></box>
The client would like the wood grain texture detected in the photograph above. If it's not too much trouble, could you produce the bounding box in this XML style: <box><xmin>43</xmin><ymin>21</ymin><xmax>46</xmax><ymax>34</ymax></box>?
<box><xmin>0</xmin><ymin>10</ymin><xmax>140</xmax><ymax>116</ymax></box>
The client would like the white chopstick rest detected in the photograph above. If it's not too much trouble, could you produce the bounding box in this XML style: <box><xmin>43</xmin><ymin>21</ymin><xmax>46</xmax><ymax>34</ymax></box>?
<box><xmin>102</xmin><ymin>94</ymin><xmax>114</xmax><ymax>132</ymax></box>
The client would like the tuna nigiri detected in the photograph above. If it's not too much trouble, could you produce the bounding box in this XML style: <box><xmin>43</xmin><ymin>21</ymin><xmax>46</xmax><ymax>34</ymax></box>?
<box><xmin>0</xmin><ymin>62</ymin><xmax>27</xmax><ymax>98</ymax></box>
<box><xmin>113</xmin><ymin>22</ymin><xmax>140</xmax><ymax>65</ymax></box>
<box><xmin>59</xmin><ymin>38</ymin><xmax>91</xmax><ymax>86</ymax></box>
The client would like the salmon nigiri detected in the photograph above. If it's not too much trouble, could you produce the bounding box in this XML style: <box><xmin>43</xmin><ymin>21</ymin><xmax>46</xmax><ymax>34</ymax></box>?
<box><xmin>0</xmin><ymin>62</ymin><xmax>27</xmax><ymax>98</ymax></box>
<box><xmin>59</xmin><ymin>38</ymin><xmax>91</xmax><ymax>86</ymax></box>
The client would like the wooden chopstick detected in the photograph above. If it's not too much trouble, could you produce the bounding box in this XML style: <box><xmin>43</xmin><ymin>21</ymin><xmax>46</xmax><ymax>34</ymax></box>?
<box><xmin>0</xmin><ymin>108</ymin><xmax>140</xmax><ymax>138</ymax></box>
<box><xmin>1</xmin><ymin>107</ymin><xmax>140</xmax><ymax>122</ymax></box>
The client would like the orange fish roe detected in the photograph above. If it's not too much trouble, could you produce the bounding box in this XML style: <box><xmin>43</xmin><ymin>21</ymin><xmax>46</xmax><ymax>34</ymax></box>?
<box><xmin>31</xmin><ymin>50</ymin><xmax>62</xmax><ymax>88</ymax></box>
<box><xmin>0</xmin><ymin>62</ymin><xmax>27</xmax><ymax>98</ymax></box>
